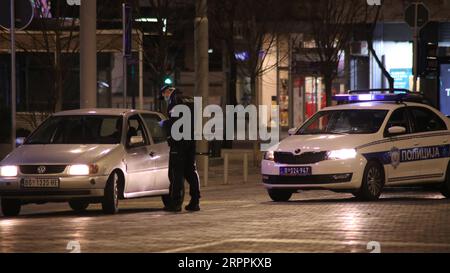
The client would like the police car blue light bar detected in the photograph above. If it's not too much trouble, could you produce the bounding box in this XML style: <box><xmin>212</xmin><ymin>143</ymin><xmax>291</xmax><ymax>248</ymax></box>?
<box><xmin>333</xmin><ymin>93</ymin><xmax>407</xmax><ymax>102</ymax></box>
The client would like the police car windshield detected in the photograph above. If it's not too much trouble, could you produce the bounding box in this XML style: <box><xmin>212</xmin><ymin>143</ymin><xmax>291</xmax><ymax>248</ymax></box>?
<box><xmin>298</xmin><ymin>110</ymin><xmax>388</xmax><ymax>135</ymax></box>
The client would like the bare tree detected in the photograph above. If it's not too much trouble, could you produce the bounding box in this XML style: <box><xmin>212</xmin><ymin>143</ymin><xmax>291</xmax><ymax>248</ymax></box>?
<box><xmin>362</xmin><ymin>1</ymin><xmax>395</xmax><ymax>91</ymax></box>
<box><xmin>0</xmin><ymin>0</ymin><xmax>120</xmax><ymax>114</ymax></box>
<box><xmin>130</xmin><ymin>0</ymin><xmax>193</xmax><ymax>111</ymax></box>
<box><xmin>0</xmin><ymin>0</ymin><xmax>80</xmax><ymax>113</ymax></box>
<box><xmin>210</xmin><ymin>0</ymin><xmax>291</xmax><ymax>106</ymax></box>
<box><xmin>302</xmin><ymin>0</ymin><xmax>365</xmax><ymax>106</ymax></box>
<box><xmin>209</xmin><ymin>0</ymin><xmax>239</xmax><ymax>106</ymax></box>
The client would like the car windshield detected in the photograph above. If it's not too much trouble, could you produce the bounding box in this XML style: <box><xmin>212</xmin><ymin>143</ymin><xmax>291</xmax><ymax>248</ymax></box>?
<box><xmin>297</xmin><ymin>110</ymin><xmax>388</xmax><ymax>135</ymax></box>
<box><xmin>25</xmin><ymin>115</ymin><xmax>123</xmax><ymax>145</ymax></box>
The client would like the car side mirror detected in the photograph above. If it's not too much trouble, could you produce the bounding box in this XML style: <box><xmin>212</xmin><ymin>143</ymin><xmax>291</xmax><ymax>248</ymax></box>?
<box><xmin>16</xmin><ymin>137</ymin><xmax>26</xmax><ymax>147</ymax></box>
<box><xmin>129</xmin><ymin>136</ymin><xmax>144</xmax><ymax>146</ymax></box>
<box><xmin>288</xmin><ymin>128</ymin><xmax>297</xmax><ymax>136</ymax></box>
<box><xmin>388</xmin><ymin>126</ymin><xmax>406</xmax><ymax>136</ymax></box>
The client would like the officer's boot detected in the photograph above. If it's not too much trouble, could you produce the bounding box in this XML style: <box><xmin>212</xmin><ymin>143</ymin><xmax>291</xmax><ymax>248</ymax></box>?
<box><xmin>185</xmin><ymin>199</ymin><xmax>200</xmax><ymax>212</ymax></box>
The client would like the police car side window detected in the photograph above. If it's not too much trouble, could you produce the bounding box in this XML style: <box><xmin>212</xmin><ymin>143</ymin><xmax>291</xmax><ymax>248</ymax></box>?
<box><xmin>410</xmin><ymin>107</ymin><xmax>447</xmax><ymax>133</ymax></box>
<box><xmin>386</xmin><ymin>108</ymin><xmax>410</xmax><ymax>134</ymax></box>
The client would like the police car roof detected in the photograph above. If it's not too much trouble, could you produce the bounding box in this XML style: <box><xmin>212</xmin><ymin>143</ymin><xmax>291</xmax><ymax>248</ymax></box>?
<box><xmin>324</xmin><ymin>101</ymin><xmax>429</xmax><ymax>111</ymax></box>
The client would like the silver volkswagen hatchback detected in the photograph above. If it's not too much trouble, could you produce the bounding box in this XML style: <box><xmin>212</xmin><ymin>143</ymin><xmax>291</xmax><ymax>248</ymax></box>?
<box><xmin>0</xmin><ymin>109</ymin><xmax>173</xmax><ymax>216</ymax></box>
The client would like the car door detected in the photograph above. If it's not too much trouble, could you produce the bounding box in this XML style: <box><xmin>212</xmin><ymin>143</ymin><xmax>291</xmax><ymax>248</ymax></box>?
<box><xmin>384</xmin><ymin>107</ymin><xmax>423</xmax><ymax>185</ymax></box>
<box><xmin>124</xmin><ymin>114</ymin><xmax>156</xmax><ymax>194</ymax></box>
<box><xmin>408</xmin><ymin>106</ymin><xmax>449</xmax><ymax>183</ymax></box>
<box><xmin>141</xmin><ymin>113</ymin><xmax>170</xmax><ymax>191</ymax></box>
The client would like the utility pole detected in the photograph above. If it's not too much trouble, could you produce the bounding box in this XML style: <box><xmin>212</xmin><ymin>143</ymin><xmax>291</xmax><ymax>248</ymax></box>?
<box><xmin>195</xmin><ymin>0</ymin><xmax>209</xmax><ymax>186</ymax></box>
<box><xmin>412</xmin><ymin>3</ymin><xmax>418</xmax><ymax>93</ymax></box>
<box><xmin>10</xmin><ymin>0</ymin><xmax>16</xmax><ymax>150</ymax></box>
<box><xmin>80</xmin><ymin>0</ymin><xmax>97</xmax><ymax>108</ymax></box>
<box><xmin>139</xmin><ymin>31</ymin><xmax>144</xmax><ymax>110</ymax></box>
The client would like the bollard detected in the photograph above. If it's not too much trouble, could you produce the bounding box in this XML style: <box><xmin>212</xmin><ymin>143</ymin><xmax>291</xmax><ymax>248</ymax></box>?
<box><xmin>203</xmin><ymin>155</ymin><xmax>209</xmax><ymax>187</ymax></box>
<box><xmin>224</xmin><ymin>153</ymin><xmax>229</xmax><ymax>185</ymax></box>
<box><xmin>243</xmin><ymin>153</ymin><xmax>248</xmax><ymax>183</ymax></box>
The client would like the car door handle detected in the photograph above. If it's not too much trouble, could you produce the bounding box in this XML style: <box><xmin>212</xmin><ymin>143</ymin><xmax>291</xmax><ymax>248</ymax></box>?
<box><xmin>413</xmin><ymin>143</ymin><xmax>420</xmax><ymax>147</ymax></box>
<box><xmin>149</xmin><ymin>152</ymin><xmax>155</xmax><ymax>157</ymax></box>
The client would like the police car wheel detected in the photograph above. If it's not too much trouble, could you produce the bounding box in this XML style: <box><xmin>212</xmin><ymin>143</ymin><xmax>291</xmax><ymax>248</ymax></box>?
<box><xmin>357</xmin><ymin>161</ymin><xmax>385</xmax><ymax>201</ymax></box>
<box><xmin>69</xmin><ymin>200</ymin><xmax>89</xmax><ymax>212</ymax></box>
<box><xmin>441</xmin><ymin>163</ymin><xmax>450</xmax><ymax>198</ymax></box>
<box><xmin>1</xmin><ymin>198</ymin><xmax>21</xmax><ymax>217</ymax></box>
<box><xmin>268</xmin><ymin>189</ymin><xmax>293</xmax><ymax>202</ymax></box>
<box><xmin>102</xmin><ymin>172</ymin><xmax>119</xmax><ymax>214</ymax></box>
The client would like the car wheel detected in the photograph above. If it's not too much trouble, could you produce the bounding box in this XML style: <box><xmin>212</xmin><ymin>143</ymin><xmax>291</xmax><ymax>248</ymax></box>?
<box><xmin>69</xmin><ymin>200</ymin><xmax>89</xmax><ymax>212</ymax></box>
<box><xmin>356</xmin><ymin>161</ymin><xmax>385</xmax><ymax>201</ymax></box>
<box><xmin>102</xmin><ymin>172</ymin><xmax>119</xmax><ymax>214</ymax></box>
<box><xmin>1</xmin><ymin>198</ymin><xmax>21</xmax><ymax>217</ymax></box>
<box><xmin>268</xmin><ymin>189</ymin><xmax>293</xmax><ymax>202</ymax></box>
<box><xmin>441</xmin><ymin>163</ymin><xmax>450</xmax><ymax>198</ymax></box>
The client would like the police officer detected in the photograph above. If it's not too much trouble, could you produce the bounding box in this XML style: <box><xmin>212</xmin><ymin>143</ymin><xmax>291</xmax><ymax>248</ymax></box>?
<box><xmin>160</xmin><ymin>85</ymin><xmax>201</xmax><ymax>212</ymax></box>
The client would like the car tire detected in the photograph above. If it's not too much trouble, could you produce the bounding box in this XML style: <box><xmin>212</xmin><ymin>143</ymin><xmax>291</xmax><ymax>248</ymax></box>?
<box><xmin>440</xmin><ymin>163</ymin><xmax>450</xmax><ymax>198</ymax></box>
<box><xmin>69</xmin><ymin>200</ymin><xmax>89</xmax><ymax>212</ymax></box>
<box><xmin>355</xmin><ymin>161</ymin><xmax>385</xmax><ymax>201</ymax></box>
<box><xmin>1</xmin><ymin>198</ymin><xmax>21</xmax><ymax>217</ymax></box>
<box><xmin>268</xmin><ymin>189</ymin><xmax>293</xmax><ymax>202</ymax></box>
<box><xmin>102</xmin><ymin>172</ymin><xmax>119</xmax><ymax>214</ymax></box>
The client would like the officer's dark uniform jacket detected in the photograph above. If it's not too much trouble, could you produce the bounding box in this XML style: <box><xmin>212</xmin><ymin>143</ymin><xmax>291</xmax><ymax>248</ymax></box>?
<box><xmin>162</xmin><ymin>89</ymin><xmax>195</xmax><ymax>147</ymax></box>
<box><xmin>161</xmin><ymin>89</ymin><xmax>200</xmax><ymax>206</ymax></box>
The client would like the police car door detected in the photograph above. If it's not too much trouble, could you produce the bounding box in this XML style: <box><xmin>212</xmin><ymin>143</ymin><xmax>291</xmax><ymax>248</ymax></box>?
<box><xmin>407</xmin><ymin>106</ymin><xmax>449</xmax><ymax>183</ymax></box>
<box><xmin>384</xmin><ymin>107</ymin><xmax>422</xmax><ymax>185</ymax></box>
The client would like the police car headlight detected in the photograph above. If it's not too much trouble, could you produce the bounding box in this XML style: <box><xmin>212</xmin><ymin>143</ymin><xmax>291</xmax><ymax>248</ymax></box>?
<box><xmin>327</xmin><ymin>149</ymin><xmax>357</xmax><ymax>160</ymax></box>
<box><xmin>0</xmin><ymin>166</ymin><xmax>18</xmax><ymax>177</ymax></box>
<box><xmin>264</xmin><ymin>151</ymin><xmax>275</xmax><ymax>161</ymax></box>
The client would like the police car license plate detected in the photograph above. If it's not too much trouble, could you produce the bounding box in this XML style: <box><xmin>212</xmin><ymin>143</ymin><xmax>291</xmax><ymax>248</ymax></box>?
<box><xmin>280</xmin><ymin>167</ymin><xmax>311</xmax><ymax>176</ymax></box>
<box><xmin>21</xmin><ymin>178</ymin><xmax>60</xmax><ymax>189</ymax></box>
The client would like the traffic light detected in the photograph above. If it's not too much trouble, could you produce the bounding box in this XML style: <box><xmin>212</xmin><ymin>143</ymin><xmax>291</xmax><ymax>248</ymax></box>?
<box><xmin>418</xmin><ymin>22</ymin><xmax>439</xmax><ymax>76</ymax></box>
<box><xmin>425</xmin><ymin>42</ymin><xmax>438</xmax><ymax>73</ymax></box>
<box><xmin>164</xmin><ymin>76</ymin><xmax>173</xmax><ymax>85</ymax></box>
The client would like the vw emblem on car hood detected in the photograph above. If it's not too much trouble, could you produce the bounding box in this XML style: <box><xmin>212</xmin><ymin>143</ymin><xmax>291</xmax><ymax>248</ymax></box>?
<box><xmin>294</xmin><ymin>149</ymin><xmax>301</xmax><ymax>154</ymax></box>
<box><xmin>37</xmin><ymin>166</ymin><xmax>46</xmax><ymax>174</ymax></box>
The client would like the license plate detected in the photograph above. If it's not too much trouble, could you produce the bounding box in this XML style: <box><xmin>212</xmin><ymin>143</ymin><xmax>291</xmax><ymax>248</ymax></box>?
<box><xmin>280</xmin><ymin>167</ymin><xmax>312</xmax><ymax>176</ymax></box>
<box><xmin>21</xmin><ymin>178</ymin><xmax>60</xmax><ymax>189</ymax></box>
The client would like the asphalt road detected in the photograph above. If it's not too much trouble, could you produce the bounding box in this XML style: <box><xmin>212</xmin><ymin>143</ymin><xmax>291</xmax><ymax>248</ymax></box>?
<box><xmin>1</xmin><ymin>177</ymin><xmax>450</xmax><ymax>253</ymax></box>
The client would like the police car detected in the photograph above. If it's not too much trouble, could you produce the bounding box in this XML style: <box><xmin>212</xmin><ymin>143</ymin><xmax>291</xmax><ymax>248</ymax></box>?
<box><xmin>262</xmin><ymin>90</ymin><xmax>450</xmax><ymax>202</ymax></box>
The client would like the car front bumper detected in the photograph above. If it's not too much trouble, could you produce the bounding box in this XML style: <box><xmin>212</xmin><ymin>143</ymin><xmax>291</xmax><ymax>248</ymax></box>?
<box><xmin>261</xmin><ymin>155</ymin><xmax>366</xmax><ymax>191</ymax></box>
<box><xmin>0</xmin><ymin>175</ymin><xmax>109</xmax><ymax>200</ymax></box>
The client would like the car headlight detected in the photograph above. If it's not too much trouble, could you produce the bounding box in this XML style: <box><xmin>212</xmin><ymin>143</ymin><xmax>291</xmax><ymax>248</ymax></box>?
<box><xmin>327</xmin><ymin>149</ymin><xmax>357</xmax><ymax>160</ymax></box>
<box><xmin>68</xmin><ymin>164</ymin><xmax>98</xmax><ymax>176</ymax></box>
<box><xmin>264</xmin><ymin>151</ymin><xmax>275</xmax><ymax>161</ymax></box>
<box><xmin>0</xmin><ymin>166</ymin><xmax>18</xmax><ymax>177</ymax></box>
